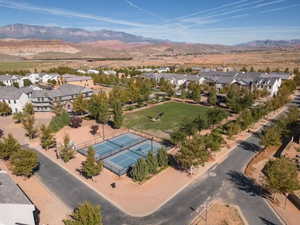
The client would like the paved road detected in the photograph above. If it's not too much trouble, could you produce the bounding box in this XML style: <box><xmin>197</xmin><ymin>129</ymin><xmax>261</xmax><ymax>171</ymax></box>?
<box><xmin>35</xmin><ymin>88</ymin><xmax>300</xmax><ymax>225</ymax></box>
<box><xmin>35</xmin><ymin>128</ymin><xmax>282</xmax><ymax>225</ymax></box>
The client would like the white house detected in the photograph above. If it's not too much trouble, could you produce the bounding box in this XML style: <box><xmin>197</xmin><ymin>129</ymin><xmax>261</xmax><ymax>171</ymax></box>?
<box><xmin>253</xmin><ymin>77</ymin><xmax>282</xmax><ymax>96</ymax></box>
<box><xmin>23</xmin><ymin>73</ymin><xmax>41</xmax><ymax>84</ymax></box>
<box><xmin>0</xmin><ymin>75</ymin><xmax>24</xmax><ymax>87</ymax></box>
<box><xmin>77</xmin><ymin>69</ymin><xmax>87</xmax><ymax>74</ymax></box>
<box><xmin>87</xmin><ymin>69</ymin><xmax>100</xmax><ymax>74</ymax></box>
<box><xmin>0</xmin><ymin>87</ymin><xmax>31</xmax><ymax>113</ymax></box>
<box><xmin>41</xmin><ymin>73</ymin><xmax>60</xmax><ymax>83</ymax></box>
<box><xmin>156</xmin><ymin>67</ymin><xmax>170</xmax><ymax>73</ymax></box>
<box><xmin>0</xmin><ymin>171</ymin><xmax>37</xmax><ymax>225</ymax></box>
<box><xmin>103</xmin><ymin>70</ymin><xmax>117</xmax><ymax>75</ymax></box>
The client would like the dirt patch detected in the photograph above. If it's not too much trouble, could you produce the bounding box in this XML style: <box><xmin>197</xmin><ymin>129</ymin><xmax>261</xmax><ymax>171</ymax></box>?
<box><xmin>193</xmin><ymin>201</ymin><xmax>245</xmax><ymax>225</ymax></box>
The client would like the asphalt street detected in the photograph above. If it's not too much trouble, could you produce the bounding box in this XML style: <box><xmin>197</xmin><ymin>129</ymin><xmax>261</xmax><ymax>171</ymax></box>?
<box><xmin>34</xmin><ymin>88</ymin><xmax>300</xmax><ymax>225</ymax></box>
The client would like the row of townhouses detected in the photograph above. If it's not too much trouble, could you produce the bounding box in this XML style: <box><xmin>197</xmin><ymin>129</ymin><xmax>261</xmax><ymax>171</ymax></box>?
<box><xmin>143</xmin><ymin>72</ymin><xmax>293</xmax><ymax>96</ymax></box>
<box><xmin>0</xmin><ymin>84</ymin><xmax>93</xmax><ymax>113</ymax></box>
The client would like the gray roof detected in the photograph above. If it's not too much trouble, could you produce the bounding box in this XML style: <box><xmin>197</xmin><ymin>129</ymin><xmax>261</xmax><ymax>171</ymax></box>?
<box><xmin>0</xmin><ymin>87</ymin><xmax>25</xmax><ymax>100</ymax></box>
<box><xmin>0</xmin><ymin>75</ymin><xmax>20</xmax><ymax>81</ymax></box>
<box><xmin>63</xmin><ymin>74</ymin><xmax>92</xmax><ymax>82</ymax></box>
<box><xmin>0</xmin><ymin>171</ymin><xmax>31</xmax><ymax>204</ymax></box>
<box><xmin>31</xmin><ymin>84</ymin><xmax>92</xmax><ymax>99</ymax></box>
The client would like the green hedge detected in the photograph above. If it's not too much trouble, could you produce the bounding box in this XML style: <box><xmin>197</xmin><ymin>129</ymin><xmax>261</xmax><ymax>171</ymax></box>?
<box><xmin>49</xmin><ymin>111</ymin><xmax>70</xmax><ymax>132</ymax></box>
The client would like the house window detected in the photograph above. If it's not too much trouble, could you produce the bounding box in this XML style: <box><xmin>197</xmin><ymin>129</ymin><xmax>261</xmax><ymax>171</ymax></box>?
<box><xmin>14</xmin><ymin>100</ymin><xmax>16</xmax><ymax>104</ymax></box>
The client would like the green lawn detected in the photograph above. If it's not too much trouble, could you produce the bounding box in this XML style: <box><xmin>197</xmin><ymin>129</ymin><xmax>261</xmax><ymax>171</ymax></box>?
<box><xmin>124</xmin><ymin>102</ymin><xmax>210</xmax><ymax>138</ymax></box>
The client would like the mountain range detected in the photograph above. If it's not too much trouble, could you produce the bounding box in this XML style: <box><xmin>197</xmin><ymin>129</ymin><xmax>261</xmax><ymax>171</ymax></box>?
<box><xmin>0</xmin><ymin>24</ymin><xmax>164</xmax><ymax>43</ymax></box>
<box><xmin>0</xmin><ymin>24</ymin><xmax>299</xmax><ymax>60</ymax></box>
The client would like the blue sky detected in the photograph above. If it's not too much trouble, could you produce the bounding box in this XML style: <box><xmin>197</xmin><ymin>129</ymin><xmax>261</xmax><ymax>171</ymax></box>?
<box><xmin>0</xmin><ymin>0</ymin><xmax>300</xmax><ymax>44</ymax></box>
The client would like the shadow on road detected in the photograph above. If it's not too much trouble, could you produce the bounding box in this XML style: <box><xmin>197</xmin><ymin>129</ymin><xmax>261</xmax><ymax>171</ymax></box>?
<box><xmin>227</xmin><ymin>171</ymin><xmax>270</xmax><ymax>198</ymax></box>
<box><xmin>259</xmin><ymin>217</ymin><xmax>277</xmax><ymax>225</ymax></box>
<box><xmin>237</xmin><ymin>141</ymin><xmax>261</xmax><ymax>152</ymax></box>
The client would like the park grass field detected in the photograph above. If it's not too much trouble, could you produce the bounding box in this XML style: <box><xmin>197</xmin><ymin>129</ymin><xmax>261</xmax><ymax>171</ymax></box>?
<box><xmin>124</xmin><ymin>102</ymin><xmax>211</xmax><ymax>139</ymax></box>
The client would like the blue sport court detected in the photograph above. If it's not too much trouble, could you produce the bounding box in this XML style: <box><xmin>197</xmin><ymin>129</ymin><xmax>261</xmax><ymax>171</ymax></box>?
<box><xmin>78</xmin><ymin>133</ymin><xmax>164</xmax><ymax>175</ymax></box>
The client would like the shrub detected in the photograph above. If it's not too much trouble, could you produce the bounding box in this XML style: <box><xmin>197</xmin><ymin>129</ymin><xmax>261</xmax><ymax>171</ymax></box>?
<box><xmin>90</xmin><ymin>125</ymin><xmax>99</xmax><ymax>135</ymax></box>
<box><xmin>69</xmin><ymin>117</ymin><xmax>83</xmax><ymax>128</ymax></box>
<box><xmin>49</xmin><ymin>111</ymin><xmax>70</xmax><ymax>132</ymax></box>
<box><xmin>10</xmin><ymin>149</ymin><xmax>39</xmax><ymax>177</ymax></box>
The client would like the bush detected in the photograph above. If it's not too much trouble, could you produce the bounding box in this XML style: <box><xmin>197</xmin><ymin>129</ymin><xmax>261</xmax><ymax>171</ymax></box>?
<box><xmin>90</xmin><ymin>125</ymin><xmax>99</xmax><ymax>135</ymax></box>
<box><xmin>49</xmin><ymin>111</ymin><xmax>70</xmax><ymax>132</ymax></box>
<box><xmin>69</xmin><ymin>117</ymin><xmax>83</xmax><ymax>128</ymax></box>
<box><xmin>10</xmin><ymin>149</ymin><xmax>39</xmax><ymax>177</ymax></box>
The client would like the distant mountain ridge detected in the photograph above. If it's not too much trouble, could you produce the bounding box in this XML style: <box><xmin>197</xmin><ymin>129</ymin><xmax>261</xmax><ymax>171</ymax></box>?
<box><xmin>237</xmin><ymin>39</ymin><xmax>300</xmax><ymax>47</ymax></box>
<box><xmin>0</xmin><ymin>24</ymin><xmax>165</xmax><ymax>43</ymax></box>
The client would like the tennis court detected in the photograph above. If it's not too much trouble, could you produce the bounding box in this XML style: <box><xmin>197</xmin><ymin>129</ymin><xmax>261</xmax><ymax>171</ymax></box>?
<box><xmin>78</xmin><ymin>132</ymin><xmax>164</xmax><ymax>175</ymax></box>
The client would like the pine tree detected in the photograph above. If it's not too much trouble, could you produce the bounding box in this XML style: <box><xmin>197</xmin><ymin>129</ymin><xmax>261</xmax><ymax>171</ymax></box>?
<box><xmin>157</xmin><ymin>148</ymin><xmax>168</xmax><ymax>168</ymax></box>
<box><xmin>0</xmin><ymin>134</ymin><xmax>21</xmax><ymax>160</ymax></box>
<box><xmin>130</xmin><ymin>158</ymin><xmax>149</xmax><ymax>182</ymax></box>
<box><xmin>260</xmin><ymin>126</ymin><xmax>281</xmax><ymax>148</ymax></box>
<box><xmin>81</xmin><ymin>147</ymin><xmax>103</xmax><ymax>179</ymax></box>
<box><xmin>24</xmin><ymin>103</ymin><xmax>34</xmax><ymax>115</ymax></box>
<box><xmin>63</xmin><ymin>201</ymin><xmax>103</xmax><ymax>225</ymax></box>
<box><xmin>13</xmin><ymin>112</ymin><xmax>24</xmax><ymax>123</ymax></box>
<box><xmin>22</xmin><ymin>115</ymin><xmax>37</xmax><ymax>139</ymax></box>
<box><xmin>112</xmin><ymin>101</ymin><xmax>123</xmax><ymax>129</ymax></box>
<box><xmin>264</xmin><ymin>158</ymin><xmax>300</xmax><ymax>199</ymax></box>
<box><xmin>10</xmin><ymin>149</ymin><xmax>39</xmax><ymax>177</ymax></box>
<box><xmin>208</xmin><ymin>88</ymin><xmax>217</xmax><ymax>105</ymax></box>
<box><xmin>72</xmin><ymin>94</ymin><xmax>87</xmax><ymax>115</ymax></box>
<box><xmin>40</xmin><ymin>124</ymin><xmax>56</xmax><ymax>150</ymax></box>
<box><xmin>146</xmin><ymin>152</ymin><xmax>158</xmax><ymax>174</ymax></box>
<box><xmin>59</xmin><ymin>135</ymin><xmax>75</xmax><ymax>162</ymax></box>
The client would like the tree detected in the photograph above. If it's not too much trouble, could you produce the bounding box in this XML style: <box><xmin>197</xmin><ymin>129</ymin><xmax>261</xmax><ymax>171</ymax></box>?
<box><xmin>0</xmin><ymin>129</ymin><xmax>3</xmax><ymax>138</ymax></box>
<box><xmin>146</xmin><ymin>152</ymin><xmax>158</xmax><ymax>174</ymax></box>
<box><xmin>24</xmin><ymin>103</ymin><xmax>34</xmax><ymax>115</ymax></box>
<box><xmin>48</xmin><ymin>110</ymin><xmax>70</xmax><ymax>132</ymax></box>
<box><xmin>10</xmin><ymin>149</ymin><xmax>39</xmax><ymax>177</ymax></box>
<box><xmin>88</xmin><ymin>92</ymin><xmax>110</xmax><ymax>123</ymax></box>
<box><xmin>59</xmin><ymin>135</ymin><xmax>75</xmax><ymax>163</ymax></box>
<box><xmin>69</xmin><ymin>117</ymin><xmax>83</xmax><ymax>128</ymax></box>
<box><xmin>264</xmin><ymin>158</ymin><xmax>300</xmax><ymax>199</ymax></box>
<box><xmin>176</xmin><ymin>136</ymin><xmax>210</xmax><ymax>170</ymax></box>
<box><xmin>13</xmin><ymin>112</ymin><xmax>24</xmax><ymax>123</ymax></box>
<box><xmin>227</xmin><ymin>122</ymin><xmax>241</xmax><ymax>138</ymax></box>
<box><xmin>157</xmin><ymin>148</ymin><xmax>168</xmax><ymax>168</ymax></box>
<box><xmin>22</xmin><ymin>115</ymin><xmax>37</xmax><ymax>139</ymax></box>
<box><xmin>0</xmin><ymin>81</ymin><xmax>5</xmax><ymax>86</ymax></box>
<box><xmin>90</xmin><ymin>125</ymin><xmax>99</xmax><ymax>135</ymax></box>
<box><xmin>0</xmin><ymin>101</ymin><xmax>12</xmax><ymax>116</ymax></box>
<box><xmin>81</xmin><ymin>147</ymin><xmax>103</xmax><ymax>179</ymax></box>
<box><xmin>13</xmin><ymin>82</ymin><xmax>19</xmax><ymax>88</ymax></box>
<box><xmin>208</xmin><ymin>88</ymin><xmax>217</xmax><ymax>105</ymax></box>
<box><xmin>130</xmin><ymin>158</ymin><xmax>149</xmax><ymax>182</ymax></box>
<box><xmin>260</xmin><ymin>126</ymin><xmax>281</xmax><ymax>148</ymax></box>
<box><xmin>52</xmin><ymin>101</ymin><xmax>65</xmax><ymax>116</ymax></box>
<box><xmin>23</xmin><ymin>79</ymin><xmax>32</xmax><ymax>87</ymax></box>
<box><xmin>72</xmin><ymin>94</ymin><xmax>87</xmax><ymax>115</ymax></box>
<box><xmin>112</xmin><ymin>101</ymin><xmax>123</xmax><ymax>129</ymax></box>
<box><xmin>40</xmin><ymin>124</ymin><xmax>56</xmax><ymax>150</ymax></box>
<box><xmin>0</xmin><ymin>134</ymin><xmax>21</xmax><ymax>160</ymax></box>
<box><xmin>170</xmin><ymin>130</ymin><xmax>186</xmax><ymax>145</ymax></box>
<box><xmin>63</xmin><ymin>201</ymin><xmax>103</xmax><ymax>225</ymax></box>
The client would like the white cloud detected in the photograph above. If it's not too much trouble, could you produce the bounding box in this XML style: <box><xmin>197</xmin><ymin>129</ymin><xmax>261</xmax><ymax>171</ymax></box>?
<box><xmin>0</xmin><ymin>0</ymin><xmax>151</xmax><ymax>28</ymax></box>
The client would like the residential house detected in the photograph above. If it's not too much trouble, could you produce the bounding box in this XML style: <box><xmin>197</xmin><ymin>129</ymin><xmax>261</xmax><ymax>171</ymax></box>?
<box><xmin>156</xmin><ymin>67</ymin><xmax>170</xmax><ymax>73</ymax></box>
<box><xmin>0</xmin><ymin>87</ymin><xmax>31</xmax><ymax>113</ymax></box>
<box><xmin>253</xmin><ymin>77</ymin><xmax>282</xmax><ymax>96</ymax></box>
<box><xmin>143</xmin><ymin>73</ymin><xmax>205</xmax><ymax>89</ymax></box>
<box><xmin>87</xmin><ymin>69</ymin><xmax>100</xmax><ymax>74</ymax></box>
<box><xmin>31</xmin><ymin>84</ymin><xmax>93</xmax><ymax>112</ymax></box>
<box><xmin>61</xmin><ymin>74</ymin><xmax>94</xmax><ymax>87</ymax></box>
<box><xmin>103</xmin><ymin>70</ymin><xmax>117</xmax><ymax>76</ymax></box>
<box><xmin>0</xmin><ymin>170</ymin><xmax>38</xmax><ymax>225</ymax></box>
<box><xmin>0</xmin><ymin>75</ymin><xmax>24</xmax><ymax>87</ymax></box>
